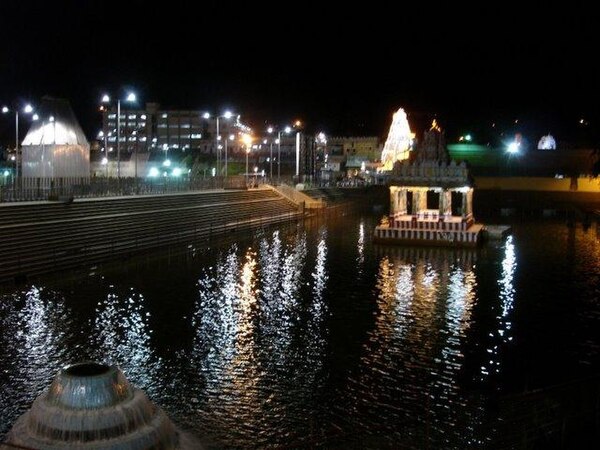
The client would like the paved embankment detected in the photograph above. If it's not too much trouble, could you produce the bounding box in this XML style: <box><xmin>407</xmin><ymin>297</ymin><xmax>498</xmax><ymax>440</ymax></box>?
<box><xmin>0</xmin><ymin>188</ymin><xmax>302</xmax><ymax>283</ymax></box>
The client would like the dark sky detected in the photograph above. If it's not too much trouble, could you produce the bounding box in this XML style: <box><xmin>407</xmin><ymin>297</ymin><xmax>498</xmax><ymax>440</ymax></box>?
<box><xmin>1</xmin><ymin>1</ymin><xmax>598</xmax><ymax>144</ymax></box>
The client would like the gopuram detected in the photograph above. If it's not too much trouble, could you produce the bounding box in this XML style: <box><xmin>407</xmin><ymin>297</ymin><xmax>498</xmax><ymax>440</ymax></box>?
<box><xmin>374</xmin><ymin>118</ymin><xmax>483</xmax><ymax>247</ymax></box>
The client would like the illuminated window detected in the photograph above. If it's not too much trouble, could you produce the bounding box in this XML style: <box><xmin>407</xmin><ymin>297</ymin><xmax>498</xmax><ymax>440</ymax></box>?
<box><xmin>128</xmin><ymin>114</ymin><xmax>136</xmax><ymax>120</ymax></box>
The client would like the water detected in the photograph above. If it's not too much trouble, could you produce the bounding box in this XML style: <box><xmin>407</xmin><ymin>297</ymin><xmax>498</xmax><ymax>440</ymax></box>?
<box><xmin>1</xmin><ymin>213</ymin><xmax>599</xmax><ymax>448</ymax></box>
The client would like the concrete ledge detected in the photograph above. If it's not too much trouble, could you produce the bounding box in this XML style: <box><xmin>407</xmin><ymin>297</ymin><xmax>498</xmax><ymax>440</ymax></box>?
<box><xmin>475</xmin><ymin>176</ymin><xmax>600</xmax><ymax>192</ymax></box>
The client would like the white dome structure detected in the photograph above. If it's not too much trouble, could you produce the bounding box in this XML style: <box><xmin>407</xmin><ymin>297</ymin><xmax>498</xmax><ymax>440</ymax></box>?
<box><xmin>21</xmin><ymin>96</ymin><xmax>90</xmax><ymax>178</ymax></box>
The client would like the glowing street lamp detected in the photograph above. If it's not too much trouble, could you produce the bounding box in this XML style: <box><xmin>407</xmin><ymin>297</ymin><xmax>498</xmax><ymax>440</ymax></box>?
<box><xmin>2</xmin><ymin>102</ymin><xmax>35</xmax><ymax>181</ymax></box>
<box><xmin>101</xmin><ymin>91</ymin><xmax>137</xmax><ymax>179</ymax></box>
<box><xmin>507</xmin><ymin>142</ymin><xmax>520</xmax><ymax>154</ymax></box>
<box><xmin>224</xmin><ymin>133</ymin><xmax>234</xmax><ymax>178</ymax></box>
<box><xmin>266</xmin><ymin>127</ymin><xmax>274</xmax><ymax>181</ymax></box>
<box><xmin>98</xmin><ymin>129</ymin><xmax>109</xmax><ymax>178</ymax></box>
<box><xmin>242</xmin><ymin>133</ymin><xmax>253</xmax><ymax>185</ymax></box>
<box><xmin>203</xmin><ymin>110</ymin><xmax>234</xmax><ymax>177</ymax></box>
<box><xmin>315</xmin><ymin>132</ymin><xmax>328</xmax><ymax>179</ymax></box>
<box><xmin>267</xmin><ymin>125</ymin><xmax>292</xmax><ymax>184</ymax></box>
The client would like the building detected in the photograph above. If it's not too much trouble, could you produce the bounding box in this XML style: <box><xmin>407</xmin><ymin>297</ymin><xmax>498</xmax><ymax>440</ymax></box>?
<box><xmin>314</xmin><ymin>136</ymin><xmax>381</xmax><ymax>182</ymax></box>
<box><xmin>327</xmin><ymin>136</ymin><xmax>381</xmax><ymax>161</ymax></box>
<box><xmin>100</xmin><ymin>103</ymin><xmax>251</xmax><ymax>167</ymax></box>
<box><xmin>249</xmin><ymin>131</ymin><xmax>307</xmax><ymax>180</ymax></box>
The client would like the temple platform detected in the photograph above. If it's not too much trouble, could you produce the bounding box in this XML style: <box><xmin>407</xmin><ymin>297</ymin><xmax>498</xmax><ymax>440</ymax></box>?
<box><xmin>375</xmin><ymin>117</ymin><xmax>485</xmax><ymax>248</ymax></box>
<box><xmin>483</xmin><ymin>224</ymin><xmax>512</xmax><ymax>240</ymax></box>
<box><xmin>373</xmin><ymin>223</ymin><xmax>483</xmax><ymax>247</ymax></box>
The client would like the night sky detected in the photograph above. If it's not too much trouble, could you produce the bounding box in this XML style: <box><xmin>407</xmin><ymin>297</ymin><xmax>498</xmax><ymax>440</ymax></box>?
<box><xmin>1</xmin><ymin>1</ymin><xmax>598</xmax><ymax>145</ymax></box>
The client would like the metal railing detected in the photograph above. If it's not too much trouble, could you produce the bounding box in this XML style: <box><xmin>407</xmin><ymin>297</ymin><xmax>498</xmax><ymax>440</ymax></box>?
<box><xmin>0</xmin><ymin>176</ymin><xmax>253</xmax><ymax>202</ymax></box>
<box><xmin>0</xmin><ymin>176</ymin><xmax>374</xmax><ymax>203</ymax></box>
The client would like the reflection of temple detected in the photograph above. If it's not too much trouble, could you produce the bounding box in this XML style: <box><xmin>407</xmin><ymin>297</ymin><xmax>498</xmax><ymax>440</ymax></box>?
<box><xmin>374</xmin><ymin>122</ymin><xmax>483</xmax><ymax>247</ymax></box>
<box><xmin>373</xmin><ymin>245</ymin><xmax>477</xmax><ymax>269</ymax></box>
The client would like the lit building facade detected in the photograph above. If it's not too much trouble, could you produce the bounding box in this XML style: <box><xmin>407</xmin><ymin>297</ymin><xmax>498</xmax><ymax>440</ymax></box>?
<box><xmin>327</xmin><ymin>136</ymin><xmax>381</xmax><ymax>160</ymax></box>
<box><xmin>100</xmin><ymin>103</ymin><xmax>250</xmax><ymax>159</ymax></box>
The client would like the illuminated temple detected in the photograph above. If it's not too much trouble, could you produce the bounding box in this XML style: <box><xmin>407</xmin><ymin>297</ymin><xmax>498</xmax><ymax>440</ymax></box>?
<box><xmin>374</xmin><ymin>120</ymin><xmax>483</xmax><ymax>247</ymax></box>
<box><xmin>379</xmin><ymin>108</ymin><xmax>414</xmax><ymax>171</ymax></box>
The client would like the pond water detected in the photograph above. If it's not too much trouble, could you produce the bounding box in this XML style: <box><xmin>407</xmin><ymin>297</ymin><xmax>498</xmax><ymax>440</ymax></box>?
<box><xmin>1</xmin><ymin>213</ymin><xmax>599</xmax><ymax>448</ymax></box>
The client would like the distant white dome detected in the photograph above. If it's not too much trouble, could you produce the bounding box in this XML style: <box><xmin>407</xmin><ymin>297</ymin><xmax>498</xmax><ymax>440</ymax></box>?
<box><xmin>537</xmin><ymin>134</ymin><xmax>556</xmax><ymax>150</ymax></box>
<box><xmin>21</xmin><ymin>97</ymin><xmax>88</xmax><ymax>146</ymax></box>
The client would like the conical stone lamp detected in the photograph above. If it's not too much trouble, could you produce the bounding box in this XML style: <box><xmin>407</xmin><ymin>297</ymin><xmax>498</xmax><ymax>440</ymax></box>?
<box><xmin>5</xmin><ymin>362</ymin><xmax>187</xmax><ymax>449</ymax></box>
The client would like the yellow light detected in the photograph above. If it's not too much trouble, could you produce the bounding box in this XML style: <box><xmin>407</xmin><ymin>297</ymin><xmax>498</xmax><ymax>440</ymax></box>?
<box><xmin>294</xmin><ymin>120</ymin><xmax>302</xmax><ymax>127</ymax></box>
<box><xmin>380</xmin><ymin>108</ymin><xmax>413</xmax><ymax>171</ymax></box>
<box><xmin>241</xmin><ymin>133</ymin><xmax>253</xmax><ymax>148</ymax></box>
<box><xmin>430</xmin><ymin>119</ymin><xmax>441</xmax><ymax>132</ymax></box>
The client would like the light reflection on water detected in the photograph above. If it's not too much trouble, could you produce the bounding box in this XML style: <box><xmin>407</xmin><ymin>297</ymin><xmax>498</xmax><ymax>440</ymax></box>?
<box><xmin>92</xmin><ymin>288</ymin><xmax>164</xmax><ymax>397</ymax></box>
<box><xmin>1</xmin><ymin>218</ymin><xmax>599</xmax><ymax>447</ymax></box>
<box><xmin>339</xmin><ymin>247</ymin><xmax>483</xmax><ymax>446</ymax></box>
<box><xmin>480</xmin><ymin>236</ymin><xmax>516</xmax><ymax>380</ymax></box>
<box><xmin>0</xmin><ymin>287</ymin><xmax>70</xmax><ymax>408</ymax></box>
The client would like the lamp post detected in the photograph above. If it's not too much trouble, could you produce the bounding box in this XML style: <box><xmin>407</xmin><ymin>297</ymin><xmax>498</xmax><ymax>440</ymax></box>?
<box><xmin>267</xmin><ymin>127</ymin><xmax>274</xmax><ymax>182</ymax></box>
<box><xmin>316</xmin><ymin>132</ymin><xmax>327</xmax><ymax>185</ymax></box>
<box><xmin>203</xmin><ymin>111</ymin><xmax>233</xmax><ymax>178</ymax></box>
<box><xmin>97</xmin><ymin>130</ymin><xmax>109</xmax><ymax>178</ymax></box>
<box><xmin>2</xmin><ymin>103</ymin><xmax>35</xmax><ymax>183</ymax></box>
<box><xmin>242</xmin><ymin>134</ymin><xmax>252</xmax><ymax>186</ymax></box>
<box><xmin>278</xmin><ymin>126</ymin><xmax>292</xmax><ymax>184</ymax></box>
<box><xmin>225</xmin><ymin>134</ymin><xmax>234</xmax><ymax>178</ymax></box>
<box><xmin>101</xmin><ymin>92</ymin><xmax>136</xmax><ymax>180</ymax></box>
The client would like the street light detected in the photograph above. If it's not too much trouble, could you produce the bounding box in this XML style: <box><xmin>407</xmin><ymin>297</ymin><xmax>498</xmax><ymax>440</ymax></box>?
<box><xmin>316</xmin><ymin>132</ymin><xmax>327</xmax><ymax>183</ymax></box>
<box><xmin>101</xmin><ymin>91</ymin><xmax>136</xmax><ymax>179</ymax></box>
<box><xmin>267</xmin><ymin>125</ymin><xmax>292</xmax><ymax>185</ymax></box>
<box><xmin>266</xmin><ymin>127</ymin><xmax>275</xmax><ymax>182</ymax></box>
<box><xmin>97</xmin><ymin>130</ymin><xmax>109</xmax><ymax>178</ymax></box>
<box><xmin>242</xmin><ymin>133</ymin><xmax>252</xmax><ymax>185</ymax></box>
<box><xmin>1</xmin><ymin>102</ymin><xmax>35</xmax><ymax>182</ymax></box>
<box><xmin>203</xmin><ymin>110</ymin><xmax>234</xmax><ymax>177</ymax></box>
<box><xmin>225</xmin><ymin>134</ymin><xmax>234</xmax><ymax>178</ymax></box>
